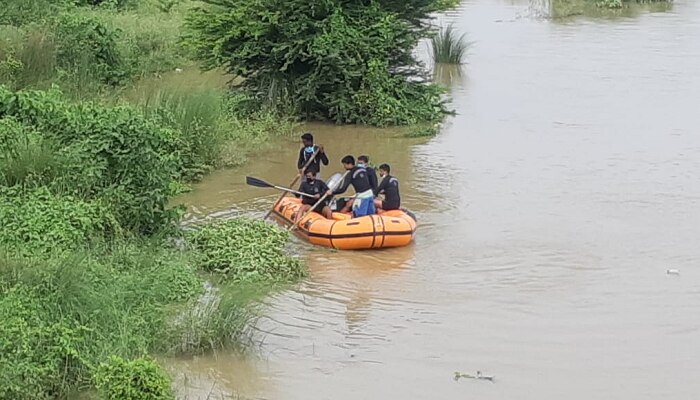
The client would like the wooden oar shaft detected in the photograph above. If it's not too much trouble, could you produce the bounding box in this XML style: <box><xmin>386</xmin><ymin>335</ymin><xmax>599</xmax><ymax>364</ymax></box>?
<box><xmin>289</xmin><ymin>170</ymin><xmax>349</xmax><ymax>231</ymax></box>
<box><xmin>264</xmin><ymin>147</ymin><xmax>321</xmax><ymax>220</ymax></box>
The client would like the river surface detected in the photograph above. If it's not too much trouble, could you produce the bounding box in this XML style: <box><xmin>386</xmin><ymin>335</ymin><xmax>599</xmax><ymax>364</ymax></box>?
<box><xmin>172</xmin><ymin>0</ymin><xmax>700</xmax><ymax>398</ymax></box>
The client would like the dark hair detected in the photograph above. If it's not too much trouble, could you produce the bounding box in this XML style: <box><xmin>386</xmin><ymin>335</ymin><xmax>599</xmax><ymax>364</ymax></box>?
<box><xmin>358</xmin><ymin>155</ymin><xmax>369</xmax><ymax>163</ymax></box>
<box><xmin>301</xmin><ymin>133</ymin><xmax>313</xmax><ymax>141</ymax></box>
<box><xmin>379</xmin><ymin>163</ymin><xmax>390</xmax><ymax>173</ymax></box>
<box><xmin>341</xmin><ymin>155</ymin><xmax>355</xmax><ymax>165</ymax></box>
<box><xmin>303</xmin><ymin>164</ymin><xmax>319</xmax><ymax>175</ymax></box>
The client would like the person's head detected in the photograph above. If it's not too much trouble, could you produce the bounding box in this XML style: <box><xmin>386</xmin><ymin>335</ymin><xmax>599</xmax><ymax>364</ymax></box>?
<box><xmin>301</xmin><ymin>133</ymin><xmax>314</xmax><ymax>147</ymax></box>
<box><xmin>379</xmin><ymin>163</ymin><xmax>390</xmax><ymax>177</ymax></box>
<box><xmin>341</xmin><ymin>155</ymin><xmax>355</xmax><ymax>170</ymax></box>
<box><xmin>357</xmin><ymin>155</ymin><xmax>369</xmax><ymax>167</ymax></box>
<box><xmin>304</xmin><ymin>169</ymin><xmax>317</xmax><ymax>182</ymax></box>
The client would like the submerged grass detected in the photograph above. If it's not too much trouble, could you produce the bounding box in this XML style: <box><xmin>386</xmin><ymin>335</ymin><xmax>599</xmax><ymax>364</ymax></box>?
<box><xmin>431</xmin><ymin>25</ymin><xmax>472</xmax><ymax>65</ymax></box>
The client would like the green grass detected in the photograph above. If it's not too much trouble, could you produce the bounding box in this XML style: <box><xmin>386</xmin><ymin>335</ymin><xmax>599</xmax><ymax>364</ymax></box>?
<box><xmin>431</xmin><ymin>25</ymin><xmax>471</xmax><ymax>65</ymax></box>
<box><xmin>0</xmin><ymin>2</ymin><xmax>308</xmax><ymax>397</ymax></box>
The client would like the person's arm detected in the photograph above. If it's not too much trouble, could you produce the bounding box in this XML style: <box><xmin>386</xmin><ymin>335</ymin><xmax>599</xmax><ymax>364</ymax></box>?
<box><xmin>297</xmin><ymin>148</ymin><xmax>305</xmax><ymax>171</ymax></box>
<box><xmin>368</xmin><ymin>169</ymin><xmax>378</xmax><ymax>192</ymax></box>
<box><xmin>319</xmin><ymin>147</ymin><xmax>329</xmax><ymax>166</ymax></box>
<box><xmin>296</xmin><ymin>181</ymin><xmax>307</xmax><ymax>198</ymax></box>
<box><xmin>331</xmin><ymin>174</ymin><xmax>351</xmax><ymax>195</ymax></box>
<box><xmin>374</xmin><ymin>175</ymin><xmax>387</xmax><ymax>196</ymax></box>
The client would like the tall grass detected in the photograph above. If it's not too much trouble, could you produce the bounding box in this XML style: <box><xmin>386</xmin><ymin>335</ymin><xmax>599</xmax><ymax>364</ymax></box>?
<box><xmin>431</xmin><ymin>25</ymin><xmax>472</xmax><ymax>65</ymax></box>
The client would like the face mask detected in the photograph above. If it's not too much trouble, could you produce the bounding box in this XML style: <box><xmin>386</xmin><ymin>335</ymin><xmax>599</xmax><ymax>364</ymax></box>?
<box><xmin>357</xmin><ymin>162</ymin><xmax>366</xmax><ymax>168</ymax></box>
<box><xmin>304</xmin><ymin>146</ymin><xmax>315</xmax><ymax>154</ymax></box>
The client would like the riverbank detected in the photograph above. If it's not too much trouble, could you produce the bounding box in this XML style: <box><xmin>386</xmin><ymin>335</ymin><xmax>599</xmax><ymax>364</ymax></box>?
<box><xmin>0</xmin><ymin>85</ymin><xmax>307</xmax><ymax>399</ymax></box>
<box><xmin>0</xmin><ymin>1</ymin><xmax>307</xmax><ymax>398</ymax></box>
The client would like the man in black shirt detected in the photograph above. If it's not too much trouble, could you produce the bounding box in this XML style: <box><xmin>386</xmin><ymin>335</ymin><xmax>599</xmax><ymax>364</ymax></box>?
<box><xmin>374</xmin><ymin>164</ymin><xmax>401</xmax><ymax>211</ymax></box>
<box><xmin>357</xmin><ymin>155</ymin><xmax>378</xmax><ymax>193</ymax></box>
<box><xmin>327</xmin><ymin>155</ymin><xmax>376</xmax><ymax>217</ymax></box>
<box><xmin>295</xmin><ymin>169</ymin><xmax>332</xmax><ymax>222</ymax></box>
<box><xmin>297</xmin><ymin>133</ymin><xmax>329</xmax><ymax>176</ymax></box>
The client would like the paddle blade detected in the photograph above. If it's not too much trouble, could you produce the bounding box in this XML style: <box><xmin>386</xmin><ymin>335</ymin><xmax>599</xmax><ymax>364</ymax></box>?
<box><xmin>245</xmin><ymin>176</ymin><xmax>273</xmax><ymax>188</ymax></box>
<box><xmin>326</xmin><ymin>173</ymin><xmax>343</xmax><ymax>191</ymax></box>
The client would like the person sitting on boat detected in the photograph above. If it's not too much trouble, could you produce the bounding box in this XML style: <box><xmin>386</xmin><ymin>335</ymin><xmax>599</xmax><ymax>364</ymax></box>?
<box><xmin>295</xmin><ymin>168</ymin><xmax>333</xmax><ymax>222</ymax></box>
<box><xmin>297</xmin><ymin>133</ymin><xmax>329</xmax><ymax>178</ymax></box>
<box><xmin>327</xmin><ymin>155</ymin><xmax>376</xmax><ymax>217</ymax></box>
<box><xmin>374</xmin><ymin>163</ymin><xmax>401</xmax><ymax>212</ymax></box>
<box><xmin>357</xmin><ymin>155</ymin><xmax>378</xmax><ymax>193</ymax></box>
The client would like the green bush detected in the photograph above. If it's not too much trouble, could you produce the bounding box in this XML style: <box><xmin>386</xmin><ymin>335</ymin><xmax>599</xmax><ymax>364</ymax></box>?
<box><xmin>0</xmin><ymin>86</ymin><xmax>180</xmax><ymax>234</ymax></box>
<box><xmin>141</xmin><ymin>86</ymin><xmax>225</xmax><ymax>181</ymax></box>
<box><xmin>55</xmin><ymin>13</ymin><xmax>128</xmax><ymax>86</ymax></box>
<box><xmin>94</xmin><ymin>355</ymin><xmax>173</xmax><ymax>400</ymax></box>
<box><xmin>0</xmin><ymin>0</ymin><xmax>68</xmax><ymax>27</ymax></box>
<box><xmin>187</xmin><ymin>219</ymin><xmax>305</xmax><ymax>283</ymax></box>
<box><xmin>0</xmin><ymin>241</ymin><xmax>203</xmax><ymax>397</ymax></box>
<box><xmin>0</xmin><ymin>286</ymin><xmax>88</xmax><ymax>400</ymax></box>
<box><xmin>0</xmin><ymin>117</ymin><xmax>62</xmax><ymax>187</ymax></box>
<box><xmin>0</xmin><ymin>187</ymin><xmax>121</xmax><ymax>255</ymax></box>
<box><xmin>184</xmin><ymin>0</ymin><xmax>456</xmax><ymax>125</ymax></box>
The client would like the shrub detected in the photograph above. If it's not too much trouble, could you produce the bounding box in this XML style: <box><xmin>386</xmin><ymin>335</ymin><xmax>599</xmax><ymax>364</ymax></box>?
<box><xmin>0</xmin><ymin>0</ymin><xmax>68</xmax><ymax>27</ymax></box>
<box><xmin>0</xmin><ymin>241</ymin><xmax>203</xmax><ymax>397</ymax></box>
<box><xmin>55</xmin><ymin>13</ymin><xmax>128</xmax><ymax>86</ymax></box>
<box><xmin>0</xmin><ymin>286</ymin><xmax>89</xmax><ymax>400</ymax></box>
<box><xmin>184</xmin><ymin>0</ymin><xmax>457</xmax><ymax>125</ymax></box>
<box><xmin>0</xmin><ymin>187</ymin><xmax>121</xmax><ymax>255</ymax></box>
<box><xmin>94</xmin><ymin>355</ymin><xmax>173</xmax><ymax>400</ymax></box>
<box><xmin>187</xmin><ymin>219</ymin><xmax>306</xmax><ymax>283</ymax></box>
<box><xmin>0</xmin><ymin>117</ymin><xmax>62</xmax><ymax>187</ymax></box>
<box><xmin>0</xmin><ymin>86</ymin><xmax>180</xmax><ymax>234</ymax></box>
<box><xmin>141</xmin><ymin>86</ymin><xmax>226</xmax><ymax>181</ymax></box>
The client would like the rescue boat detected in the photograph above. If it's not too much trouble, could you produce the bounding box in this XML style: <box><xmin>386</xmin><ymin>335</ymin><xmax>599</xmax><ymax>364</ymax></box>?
<box><xmin>271</xmin><ymin>197</ymin><xmax>417</xmax><ymax>250</ymax></box>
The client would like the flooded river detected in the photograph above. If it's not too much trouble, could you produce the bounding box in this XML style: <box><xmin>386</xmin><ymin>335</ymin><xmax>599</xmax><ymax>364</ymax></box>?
<box><xmin>173</xmin><ymin>0</ymin><xmax>700</xmax><ymax>398</ymax></box>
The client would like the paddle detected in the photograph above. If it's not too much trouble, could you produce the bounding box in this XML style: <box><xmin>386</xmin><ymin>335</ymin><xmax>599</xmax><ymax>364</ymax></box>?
<box><xmin>245</xmin><ymin>176</ymin><xmax>316</xmax><ymax>198</ymax></box>
<box><xmin>289</xmin><ymin>171</ymin><xmax>348</xmax><ymax>231</ymax></box>
<box><xmin>263</xmin><ymin>146</ymin><xmax>321</xmax><ymax>220</ymax></box>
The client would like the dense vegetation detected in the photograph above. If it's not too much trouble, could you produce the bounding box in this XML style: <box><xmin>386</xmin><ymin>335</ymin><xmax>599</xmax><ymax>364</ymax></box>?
<box><xmin>0</xmin><ymin>0</ymin><xmax>463</xmax><ymax>397</ymax></box>
<box><xmin>0</xmin><ymin>1</ymin><xmax>309</xmax><ymax>398</ymax></box>
<box><xmin>184</xmin><ymin>0</ymin><xmax>459</xmax><ymax>126</ymax></box>
<box><xmin>550</xmin><ymin>0</ymin><xmax>672</xmax><ymax>16</ymax></box>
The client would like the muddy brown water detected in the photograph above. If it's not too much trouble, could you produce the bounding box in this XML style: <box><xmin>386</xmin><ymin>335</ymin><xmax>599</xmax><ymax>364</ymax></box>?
<box><xmin>171</xmin><ymin>0</ymin><xmax>700</xmax><ymax>398</ymax></box>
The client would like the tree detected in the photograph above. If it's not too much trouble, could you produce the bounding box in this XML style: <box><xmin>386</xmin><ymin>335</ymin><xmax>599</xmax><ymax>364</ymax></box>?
<box><xmin>184</xmin><ymin>0</ymin><xmax>458</xmax><ymax>126</ymax></box>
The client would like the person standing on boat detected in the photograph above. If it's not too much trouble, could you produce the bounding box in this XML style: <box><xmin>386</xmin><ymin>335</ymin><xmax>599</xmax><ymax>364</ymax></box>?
<box><xmin>328</xmin><ymin>155</ymin><xmax>376</xmax><ymax>217</ymax></box>
<box><xmin>374</xmin><ymin>164</ymin><xmax>401</xmax><ymax>211</ymax></box>
<box><xmin>295</xmin><ymin>168</ymin><xmax>333</xmax><ymax>222</ymax></box>
<box><xmin>297</xmin><ymin>133</ymin><xmax>329</xmax><ymax>177</ymax></box>
<box><xmin>357</xmin><ymin>155</ymin><xmax>378</xmax><ymax>193</ymax></box>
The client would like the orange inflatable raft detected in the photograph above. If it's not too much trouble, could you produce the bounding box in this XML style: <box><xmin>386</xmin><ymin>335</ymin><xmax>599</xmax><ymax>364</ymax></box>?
<box><xmin>271</xmin><ymin>197</ymin><xmax>417</xmax><ymax>250</ymax></box>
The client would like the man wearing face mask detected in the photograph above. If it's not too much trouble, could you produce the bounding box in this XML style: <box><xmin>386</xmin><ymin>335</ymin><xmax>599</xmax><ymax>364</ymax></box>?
<box><xmin>328</xmin><ymin>155</ymin><xmax>376</xmax><ymax>217</ymax></box>
<box><xmin>295</xmin><ymin>168</ymin><xmax>333</xmax><ymax>222</ymax></box>
<box><xmin>297</xmin><ymin>133</ymin><xmax>329</xmax><ymax>178</ymax></box>
<box><xmin>357</xmin><ymin>155</ymin><xmax>378</xmax><ymax>193</ymax></box>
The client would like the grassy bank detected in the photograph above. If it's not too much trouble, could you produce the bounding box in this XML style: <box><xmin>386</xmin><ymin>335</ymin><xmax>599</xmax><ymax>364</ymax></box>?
<box><xmin>0</xmin><ymin>1</ymin><xmax>306</xmax><ymax>398</ymax></box>
<box><xmin>550</xmin><ymin>0</ymin><xmax>673</xmax><ymax>17</ymax></box>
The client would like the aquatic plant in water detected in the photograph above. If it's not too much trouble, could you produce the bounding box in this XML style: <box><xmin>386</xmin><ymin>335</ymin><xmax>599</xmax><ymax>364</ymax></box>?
<box><xmin>431</xmin><ymin>25</ymin><xmax>472</xmax><ymax>65</ymax></box>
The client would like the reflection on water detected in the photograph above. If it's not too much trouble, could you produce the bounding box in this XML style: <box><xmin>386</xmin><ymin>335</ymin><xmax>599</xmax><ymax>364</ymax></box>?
<box><xmin>173</xmin><ymin>0</ymin><xmax>700</xmax><ymax>399</ymax></box>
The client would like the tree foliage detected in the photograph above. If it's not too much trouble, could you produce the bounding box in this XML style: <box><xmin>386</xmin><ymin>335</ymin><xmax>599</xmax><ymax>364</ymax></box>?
<box><xmin>184</xmin><ymin>0</ymin><xmax>457</xmax><ymax>126</ymax></box>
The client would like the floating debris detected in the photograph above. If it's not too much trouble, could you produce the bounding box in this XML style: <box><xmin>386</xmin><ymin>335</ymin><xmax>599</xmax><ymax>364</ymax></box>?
<box><xmin>667</xmin><ymin>269</ymin><xmax>680</xmax><ymax>275</ymax></box>
<box><xmin>454</xmin><ymin>371</ymin><xmax>495</xmax><ymax>382</ymax></box>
